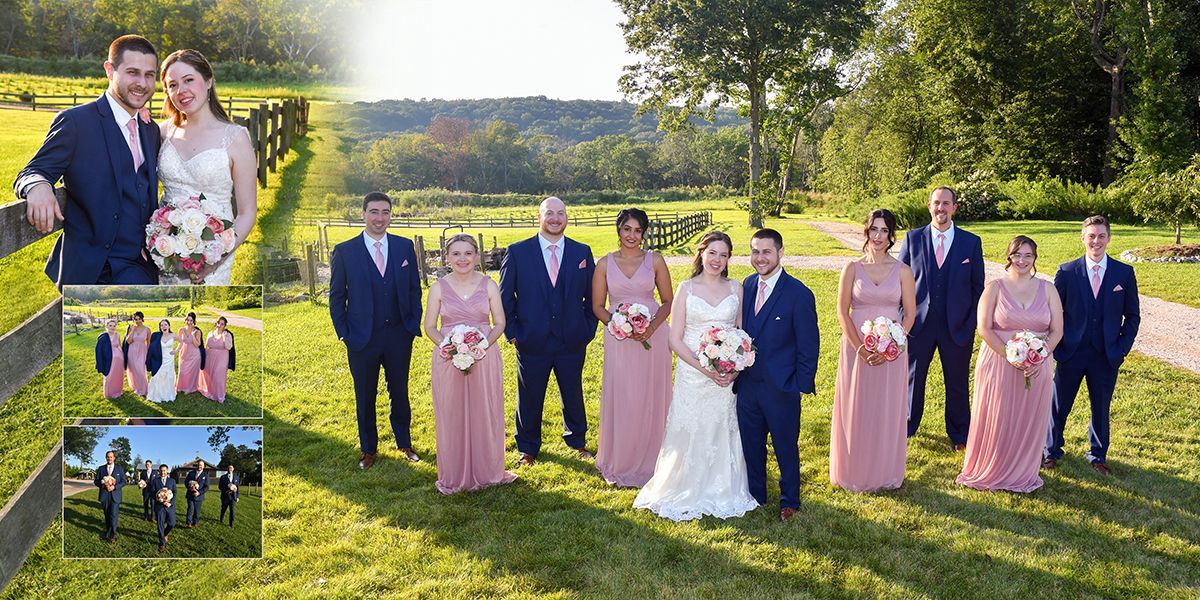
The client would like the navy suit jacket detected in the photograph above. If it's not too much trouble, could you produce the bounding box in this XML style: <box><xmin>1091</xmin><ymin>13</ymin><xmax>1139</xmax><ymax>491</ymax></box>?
<box><xmin>1054</xmin><ymin>256</ymin><xmax>1140</xmax><ymax>366</ymax></box>
<box><xmin>15</xmin><ymin>95</ymin><xmax>161</xmax><ymax>286</ymax></box>
<box><xmin>93</xmin><ymin>464</ymin><xmax>126</xmax><ymax>504</ymax></box>
<box><xmin>146</xmin><ymin>331</ymin><xmax>164</xmax><ymax>375</ymax></box>
<box><xmin>219</xmin><ymin>473</ymin><xmax>239</xmax><ymax>502</ymax></box>
<box><xmin>94</xmin><ymin>332</ymin><xmax>125</xmax><ymax>375</ymax></box>
<box><xmin>329</xmin><ymin>232</ymin><xmax>423</xmax><ymax>351</ymax></box>
<box><xmin>499</xmin><ymin>235</ymin><xmax>598</xmax><ymax>353</ymax></box>
<box><xmin>149</xmin><ymin>476</ymin><xmax>176</xmax><ymax>513</ymax></box>
<box><xmin>185</xmin><ymin>470</ymin><xmax>210</xmax><ymax>499</ymax></box>
<box><xmin>212</xmin><ymin>330</ymin><xmax>237</xmax><ymax>371</ymax></box>
<box><xmin>734</xmin><ymin>270</ymin><xmax>820</xmax><ymax>395</ymax></box>
<box><xmin>898</xmin><ymin>224</ymin><xmax>985</xmax><ymax>346</ymax></box>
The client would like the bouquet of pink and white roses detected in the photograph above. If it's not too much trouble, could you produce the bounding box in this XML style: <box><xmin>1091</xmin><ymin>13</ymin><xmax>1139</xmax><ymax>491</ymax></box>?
<box><xmin>145</xmin><ymin>193</ymin><xmax>236</xmax><ymax>284</ymax></box>
<box><xmin>188</xmin><ymin>480</ymin><xmax>200</xmax><ymax>496</ymax></box>
<box><xmin>607</xmin><ymin>302</ymin><xmax>653</xmax><ymax>349</ymax></box>
<box><xmin>101</xmin><ymin>475</ymin><xmax>116</xmax><ymax>492</ymax></box>
<box><xmin>157</xmin><ymin>488</ymin><xmax>173</xmax><ymax>506</ymax></box>
<box><xmin>137</xmin><ymin>479</ymin><xmax>147</xmax><ymax>490</ymax></box>
<box><xmin>697</xmin><ymin>326</ymin><xmax>756</xmax><ymax>376</ymax></box>
<box><xmin>860</xmin><ymin>316</ymin><xmax>907</xmax><ymax>362</ymax></box>
<box><xmin>228</xmin><ymin>484</ymin><xmax>238</xmax><ymax>494</ymax></box>
<box><xmin>438</xmin><ymin>324</ymin><xmax>489</xmax><ymax>375</ymax></box>
<box><xmin>1005</xmin><ymin>330</ymin><xmax>1048</xmax><ymax>390</ymax></box>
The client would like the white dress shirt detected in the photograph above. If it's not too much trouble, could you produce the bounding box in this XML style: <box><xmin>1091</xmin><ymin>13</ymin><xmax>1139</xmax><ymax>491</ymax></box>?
<box><xmin>363</xmin><ymin>231</ymin><xmax>388</xmax><ymax>269</ymax></box>
<box><xmin>930</xmin><ymin>221</ymin><xmax>955</xmax><ymax>256</ymax></box>
<box><xmin>537</xmin><ymin>233</ymin><xmax>565</xmax><ymax>278</ymax></box>
<box><xmin>756</xmin><ymin>267</ymin><xmax>784</xmax><ymax>306</ymax></box>
<box><xmin>1086</xmin><ymin>254</ymin><xmax>1108</xmax><ymax>282</ymax></box>
<box><xmin>105</xmin><ymin>91</ymin><xmax>143</xmax><ymax>168</ymax></box>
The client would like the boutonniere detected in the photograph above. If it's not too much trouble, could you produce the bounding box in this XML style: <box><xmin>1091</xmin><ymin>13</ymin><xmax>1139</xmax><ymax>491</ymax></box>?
<box><xmin>138</xmin><ymin>107</ymin><xmax>152</xmax><ymax>124</ymax></box>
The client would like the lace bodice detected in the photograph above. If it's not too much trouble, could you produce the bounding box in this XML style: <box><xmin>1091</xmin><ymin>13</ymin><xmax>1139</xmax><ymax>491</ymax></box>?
<box><xmin>681</xmin><ymin>288</ymin><xmax>740</xmax><ymax>352</ymax></box>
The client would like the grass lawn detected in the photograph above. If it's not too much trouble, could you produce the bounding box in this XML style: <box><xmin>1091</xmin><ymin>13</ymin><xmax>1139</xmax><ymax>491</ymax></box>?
<box><xmin>8</xmin><ymin>265</ymin><xmax>1199</xmax><ymax>597</ymax></box>
<box><xmin>62</xmin><ymin>322</ymin><xmax>262</xmax><ymax>418</ymax></box>
<box><xmin>205</xmin><ymin>305</ymin><xmax>265</xmax><ymax>320</ymax></box>
<box><xmin>64</xmin><ymin>301</ymin><xmax>220</xmax><ymax>321</ymax></box>
<box><xmin>0</xmin><ymin>358</ymin><xmax>61</xmax><ymax>508</ymax></box>
<box><xmin>0</xmin><ymin>72</ymin><xmax>348</xmax><ymax>102</ymax></box>
<box><xmin>62</xmin><ymin>484</ymin><xmax>262</xmax><ymax>558</ymax></box>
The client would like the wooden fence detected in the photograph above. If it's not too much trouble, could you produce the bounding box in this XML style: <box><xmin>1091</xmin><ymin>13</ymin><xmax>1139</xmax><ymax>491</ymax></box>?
<box><xmin>293</xmin><ymin>211</ymin><xmax>695</xmax><ymax>230</ymax></box>
<box><xmin>645</xmin><ymin>211</ymin><xmax>712</xmax><ymax>250</ymax></box>
<box><xmin>0</xmin><ymin>90</ymin><xmax>288</xmax><ymax>119</ymax></box>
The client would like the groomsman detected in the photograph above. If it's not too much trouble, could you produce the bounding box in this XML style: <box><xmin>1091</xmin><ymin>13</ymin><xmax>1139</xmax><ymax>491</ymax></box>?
<box><xmin>93</xmin><ymin>450</ymin><xmax>125</xmax><ymax>542</ymax></box>
<box><xmin>140</xmin><ymin>459</ymin><xmax>155</xmax><ymax>521</ymax></box>
<box><xmin>184</xmin><ymin>459</ymin><xmax>209</xmax><ymax>528</ymax></box>
<box><xmin>734</xmin><ymin>229</ymin><xmax>820</xmax><ymax>521</ymax></box>
<box><xmin>898</xmin><ymin>187</ymin><xmax>985</xmax><ymax>449</ymax></box>
<box><xmin>330</xmin><ymin>192</ymin><xmax>423</xmax><ymax>470</ymax></box>
<box><xmin>219</xmin><ymin>464</ymin><xmax>239</xmax><ymax>527</ymax></box>
<box><xmin>149</xmin><ymin>464</ymin><xmax>176</xmax><ymax>553</ymax></box>
<box><xmin>1044</xmin><ymin>215</ymin><xmax>1140</xmax><ymax>475</ymax></box>
<box><xmin>500</xmin><ymin>197</ymin><xmax>598</xmax><ymax>465</ymax></box>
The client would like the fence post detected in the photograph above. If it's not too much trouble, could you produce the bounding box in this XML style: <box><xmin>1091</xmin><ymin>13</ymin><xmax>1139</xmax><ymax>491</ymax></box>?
<box><xmin>414</xmin><ymin>236</ymin><xmax>428</xmax><ymax>288</ymax></box>
<box><xmin>268</xmin><ymin>103</ymin><xmax>280</xmax><ymax>173</ymax></box>
<box><xmin>256</xmin><ymin>103</ymin><xmax>269</xmax><ymax>187</ymax></box>
<box><xmin>305</xmin><ymin>243</ymin><xmax>317</xmax><ymax>300</ymax></box>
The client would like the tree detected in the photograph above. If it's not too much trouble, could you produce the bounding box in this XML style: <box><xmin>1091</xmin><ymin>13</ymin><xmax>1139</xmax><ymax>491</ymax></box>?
<box><xmin>365</xmin><ymin>133</ymin><xmax>443</xmax><ymax>191</ymax></box>
<box><xmin>427</xmin><ymin>116</ymin><xmax>472</xmax><ymax>190</ymax></box>
<box><xmin>63</xmin><ymin>427</ymin><xmax>102</xmax><ymax>469</ymax></box>
<box><xmin>617</xmin><ymin>0</ymin><xmax>870</xmax><ymax>226</ymax></box>
<box><xmin>1071</xmin><ymin>0</ymin><xmax>1131</xmax><ymax>186</ymax></box>
<box><xmin>1128</xmin><ymin>155</ymin><xmax>1200</xmax><ymax>244</ymax></box>
<box><xmin>207</xmin><ymin>426</ymin><xmax>232</xmax><ymax>453</ymax></box>
<box><xmin>109</xmin><ymin>436</ymin><xmax>133</xmax><ymax>473</ymax></box>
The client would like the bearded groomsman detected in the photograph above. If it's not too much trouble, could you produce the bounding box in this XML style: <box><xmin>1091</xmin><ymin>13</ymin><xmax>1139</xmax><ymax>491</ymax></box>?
<box><xmin>93</xmin><ymin>450</ymin><xmax>126</xmax><ymax>542</ymax></box>
<box><xmin>1044</xmin><ymin>215</ymin><xmax>1140</xmax><ymax>475</ymax></box>
<box><xmin>898</xmin><ymin>187</ymin><xmax>985</xmax><ymax>449</ymax></box>
<box><xmin>219</xmin><ymin>464</ymin><xmax>240</xmax><ymax>527</ymax></box>
<box><xmin>184</xmin><ymin>459</ymin><xmax>209</xmax><ymax>528</ymax></box>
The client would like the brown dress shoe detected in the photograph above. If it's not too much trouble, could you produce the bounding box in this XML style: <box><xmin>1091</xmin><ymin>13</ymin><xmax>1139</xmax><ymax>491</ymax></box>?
<box><xmin>397</xmin><ymin>447</ymin><xmax>421</xmax><ymax>462</ymax></box>
<box><xmin>780</xmin><ymin>507</ymin><xmax>798</xmax><ymax>521</ymax></box>
<box><xmin>159</xmin><ymin>545</ymin><xmax>166</xmax><ymax>553</ymax></box>
<box><xmin>359</xmin><ymin>452</ymin><xmax>376</xmax><ymax>470</ymax></box>
<box><xmin>1041</xmin><ymin>458</ymin><xmax>1058</xmax><ymax>470</ymax></box>
<box><xmin>516</xmin><ymin>453</ymin><xmax>536</xmax><ymax>467</ymax></box>
<box><xmin>1091</xmin><ymin>462</ymin><xmax>1111</xmax><ymax>476</ymax></box>
<box><xmin>953</xmin><ymin>443</ymin><xmax>966</xmax><ymax>451</ymax></box>
<box><xmin>574</xmin><ymin>448</ymin><xmax>595</xmax><ymax>460</ymax></box>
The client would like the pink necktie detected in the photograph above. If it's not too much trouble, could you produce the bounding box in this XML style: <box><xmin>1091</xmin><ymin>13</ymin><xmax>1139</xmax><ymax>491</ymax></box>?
<box><xmin>373</xmin><ymin>241</ymin><xmax>386</xmax><ymax>276</ymax></box>
<box><xmin>548</xmin><ymin>244</ymin><xmax>560</xmax><ymax>286</ymax></box>
<box><xmin>754</xmin><ymin>279</ymin><xmax>767</xmax><ymax>315</ymax></box>
<box><xmin>935</xmin><ymin>233</ymin><xmax>946</xmax><ymax>268</ymax></box>
<box><xmin>1091</xmin><ymin>264</ymin><xmax>1101</xmax><ymax>298</ymax></box>
<box><xmin>125</xmin><ymin>118</ymin><xmax>142</xmax><ymax>171</ymax></box>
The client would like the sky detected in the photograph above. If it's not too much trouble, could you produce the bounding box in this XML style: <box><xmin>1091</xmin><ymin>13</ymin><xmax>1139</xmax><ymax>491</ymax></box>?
<box><xmin>350</xmin><ymin>0</ymin><xmax>637</xmax><ymax>101</ymax></box>
<box><xmin>77</xmin><ymin>426</ymin><xmax>262</xmax><ymax>469</ymax></box>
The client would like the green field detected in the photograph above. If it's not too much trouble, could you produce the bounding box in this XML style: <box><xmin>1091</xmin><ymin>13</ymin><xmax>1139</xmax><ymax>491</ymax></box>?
<box><xmin>0</xmin><ymin>358</ymin><xmax>61</xmax><ymax>508</ymax></box>
<box><xmin>0</xmin><ymin>72</ymin><xmax>347</xmax><ymax>102</ymax></box>
<box><xmin>63</xmin><ymin>484</ymin><xmax>262</xmax><ymax>558</ymax></box>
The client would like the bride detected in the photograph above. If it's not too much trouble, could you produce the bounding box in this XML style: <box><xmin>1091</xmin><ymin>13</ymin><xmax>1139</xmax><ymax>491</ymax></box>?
<box><xmin>157</xmin><ymin>49</ymin><xmax>257</xmax><ymax>285</ymax></box>
<box><xmin>634</xmin><ymin>232</ymin><xmax>760</xmax><ymax>521</ymax></box>
<box><xmin>146</xmin><ymin>319</ymin><xmax>179</xmax><ymax>403</ymax></box>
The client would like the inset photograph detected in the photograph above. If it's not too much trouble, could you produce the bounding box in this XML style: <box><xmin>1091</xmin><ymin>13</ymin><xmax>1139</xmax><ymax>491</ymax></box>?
<box><xmin>62</xmin><ymin>425</ymin><xmax>262</xmax><ymax>559</ymax></box>
<box><xmin>62</xmin><ymin>286</ymin><xmax>263</xmax><ymax>418</ymax></box>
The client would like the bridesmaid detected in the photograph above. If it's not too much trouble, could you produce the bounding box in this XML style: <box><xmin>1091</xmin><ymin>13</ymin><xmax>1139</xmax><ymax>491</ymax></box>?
<box><xmin>423</xmin><ymin>234</ymin><xmax>517</xmax><ymax>494</ymax></box>
<box><xmin>830</xmin><ymin>208</ymin><xmax>916</xmax><ymax>492</ymax></box>
<box><xmin>124</xmin><ymin>311</ymin><xmax>151</xmax><ymax>397</ymax></box>
<box><xmin>199</xmin><ymin>317</ymin><xmax>235</xmax><ymax>403</ymax></box>
<box><xmin>590</xmin><ymin>208</ymin><xmax>674</xmax><ymax>487</ymax></box>
<box><xmin>95</xmin><ymin>319</ymin><xmax>126</xmax><ymax>399</ymax></box>
<box><xmin>176</xmin><ymin>312</ymin><xmax>204</xmax><ymax>394</ymax></box>
<box><xmin>957</xmin><ymin>235</ymin><xmax>1063</xmax><ymax>492</ymax></box>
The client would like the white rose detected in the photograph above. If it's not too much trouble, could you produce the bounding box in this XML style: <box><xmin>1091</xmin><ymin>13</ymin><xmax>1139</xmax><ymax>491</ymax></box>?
<box><xmin>182</xmin><ymin>233</ymin><xmax>201</xmax><ymax>253</ymax></box>
<box><xmin>451</xmin><ymin>353</ymin><xmax>474</xmax><ymax>370</ymax></box>
<box><xmin>181</xmin><ymin>209</ymin><xmax>208</xmax><ymax>234</ymax></box>
<box><xmin>168</xmin><ymin>208</ymin><xmax>185</xmax><ymax>227</ymax></box>
<box><xmin>477</xmin><ymin>337</ymin><xmax>489</xmax><ymax>350</ymax></box>
<box><xmin>451</xmin><ymin>331</ymin><xmax>465</xmax><ymax>345</ymax></box>
<box><xmin>704</xmin><ymin>344</ymin><xmax>721</xmax><ymax>359</ymax></box>
<box><xmin>200</xmin><ymin>198</ymin><xmax>223</xmax><ymax>216</ymax></box>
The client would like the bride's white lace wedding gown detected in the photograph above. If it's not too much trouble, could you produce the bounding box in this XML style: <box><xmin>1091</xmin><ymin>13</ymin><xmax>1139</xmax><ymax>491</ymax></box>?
<box><xmin>146</xmin><ymin>334</ymin><xmax>177</xmax><ymax>403</ymax></box>
<box><xmin>158</xmin><ymin>123</ymin><xmax>248</xmax><ymax>286</ymax></box>
<box><xmin>633</xmin><ymin>281</ymin><xmax>760</xmax><ymax>521</ymax></box>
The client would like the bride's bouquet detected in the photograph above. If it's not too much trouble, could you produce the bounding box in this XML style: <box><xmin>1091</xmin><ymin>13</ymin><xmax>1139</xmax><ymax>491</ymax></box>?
<box><xmin>1005</xmin><ymin>330</ymin><xmax>1048</xmax><ymax>390</ymax></box>
<box><xmin>438</xmin><ymin>324</ymin><xmax>489</xmax><ymax>375</ymax></box>
<box><xmin>145</xmin><ymin>193</ymin><xmax>236</xmax><ymax>284</ymax></box>
<box><xmin>697</xmin><ymin>327</ymin><xmax>756</xmax><ymax>376</ymax></box>
<box><xmin>101</xmin><ymin>475</ymin><xmax>116</xmax><ymax>492</ymax></box>
<box><xmin>157</xmin><ymin>488</ymin><xmax>173</xmax><ymax>506</ymax></box>
<box><xmin>607</xmin><ymin>302</ymin><xmax>652</xmax><ymax>349</ymax></box>
<box><xmin>860</xmin><ymin>316</ymin><xmax>907</xmax><ymax>362</ymax></box>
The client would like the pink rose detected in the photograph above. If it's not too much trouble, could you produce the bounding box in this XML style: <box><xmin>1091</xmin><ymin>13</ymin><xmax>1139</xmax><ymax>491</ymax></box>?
<box><xmin>153</xmin><ymin>207</ymin><xmax>172</xmax><ymax>226</ymax></box>
<box><xmin>629</xmin><ymin>314</ymin><xmax>649</xmax><ymax>333</ymax></box>
<box><xmin>153</xmin><ymin>235</ymin><xmax>177</xmax><ymax>257</ymax></box>
<box><xmin>207</xmin><ymin>216</ymin><xmax>225</xmax><ymax>234</ymax></box>
<box><xmin>438</xmin><ymin>344</ymin><xmax>452</xmax><ymax>359</ymax></box>
<box><xmin>611</xmin><ymin>327</ymin><xmax>628</xmax><ymax>340</ymax></box>
<box><xmin>456</xmin><ymin>343</ymin><xmax>470</xmax><ymax>355</ymax></box>
<box><xmin>717</xmin><ymin>359</ymin><xmax>735</xmax><ymax>374</ymax></box>
<box><xmin>463</xmin><ymin>330</ymin><xmax>483</xmax><ymax>345</ymax></box>
<box><xmin>1027</xmin><ymin>349</ymin><xmax>1044</xmax><ymax>365</ymax></box>
<box><xmin>883</xmin><ymin>343</ymin><xmax>901</xmax><ymax>362</ymax></box>
<box><xmin>469</xmin><ymin>345</ymin><xmax>486</xmax><ymax>360</ymax></box>
<box><xmin>220</xmin><ymin>228</ymin><xmax>237</xmax><ymax>252</ymax></box>
<box><xmin>863</xmin><ymin>333</ymin><xmax>879</xmax><ymax>352</ymax></box>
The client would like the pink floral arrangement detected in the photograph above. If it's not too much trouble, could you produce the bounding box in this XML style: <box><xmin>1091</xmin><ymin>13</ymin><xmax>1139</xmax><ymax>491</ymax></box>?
<box><xmin>157</xmin><ymin>488</ymin><xmax>173</xmax><ymax>506</ymax></box>
<box><xmin>137</xmin><ymin>480</ymin><xmax>147</xmax><ymax>490</ymax></box>
<box><xmin>697</xmin><ymin>326</ymin><xmax>756</xmax><ymax>376</ymax></box>
<box><xmin>607</xmin><ymin>302</ymin><xmax>653</xmax><ymax>349</ymax></box>
<box><xmin>860</xmin><ymin>316</ymin><xmax>907</xmax><ymax>362</ymax></box>
<box><xmin>438</xmin><ymin>324</ymin><xmax>490</xmax><ymax>375</ymax></box>
<box><xmin>1005</xmin><ymin>330</ymin><xmax>1049</xmax><ymax>390</ymax></box>
<box><xmin>188</xmin><ymin>480</ymin><xmax>200</xmax><ymax>495</ymax></box>
<box><xmin>101</xmin><ymin>475</ymin><xmax>116</xmax><ymax>492</ymax></box>
<box><xmin>145</xmin><ymin>193</ymin><xmax>235</xmax><ymax>284</ymax></box>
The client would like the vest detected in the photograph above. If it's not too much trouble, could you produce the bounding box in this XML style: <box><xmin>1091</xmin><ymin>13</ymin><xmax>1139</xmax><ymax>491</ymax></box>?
<box><xmin>1086</xmin><ymin>280</ymin><xmax>1105</xmax><ymax>351</ymax></box>
<box><xmin>928</xmin><ymin>252</ymin><xmax>952</xmax><ymax>316</ymax></box>
<box><xmin>369</xmin><ymin>255</ymin><xmax>400</xmax><ymax>330</ymax></box>
<box><xmin>113</xmin><ymin>161</ymin><xmax>152</xmax><ymax>254</ymax></box>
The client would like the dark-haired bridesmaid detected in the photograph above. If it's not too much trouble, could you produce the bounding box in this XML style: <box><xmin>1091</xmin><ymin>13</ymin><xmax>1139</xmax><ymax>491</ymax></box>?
<box><xmin>591</xmin><ymin>208</ymin><xmax>674</xmax><ymax>487</ymax></box>
<box><xmin>124</xmin><ymin>311</ymin><xmax>150</xmax><ymax>396</ymax></box>
<box><xmin>176</xmin><ymin>312</ymin><xmax>204</xmax><ymax>394</ymax></box>
<box><xmin>199</xmin><ymin>317</ymin><xmax>235</xmax><ymax>403</ymax></box>
<box><xmin>95</xmin><ymin>319</ymin><xmax>126</xmax><ymax>399</ymax></box>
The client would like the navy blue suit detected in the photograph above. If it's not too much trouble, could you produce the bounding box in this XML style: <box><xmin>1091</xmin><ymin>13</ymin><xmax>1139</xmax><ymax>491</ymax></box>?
<box><xmin>219</xmin><ymin>472</ymin><xmax>239</xmax><ymax>526</ymax></box>
<box><xmin>14</xmin><ymin>94</ymin><xmax>160</xmax><ymax>286</ymax></box>
<box><xmin>329</xmin><ymin>232</ymin><xmax>423</xmax><ymax>454</ymax></box>
<box><xmin>149</xmin><ymin>475</ymin><xmax>176</xmax><ymax>547</ymax></box>
<box><xmin>93</xmin><ymin>463</ymin><xmax>125</xmax><ymax>539</ymax></box>
<box><xmin>94</xmin><ymin>332</ymin><xmax>125</xmax><ymax>375</ymax></box>
<box><xmin>185</xmin><ymin>469</ymin><xmax>210</xmax><ymax>526</ymax></box>
<box><xmin>1046</xmin><ymin>256</ymin><xmax>1140</xmax><ymax>464</ymax></box>
<box><xmin>733</xmin><ymin>270</ymin><xmax>819</xmax><ymax>509</ymax></box>
<box><xmin>898</xmin><ymin>224</ymin><xmax>985</xmax><ymax>443</ymax></box>
<box><xmin>499</xmin><ymin>235</ymin><xmax>598</xmax><ymax>456</ymax></box>
<box><xmin>139</xmin><ymin>467</ymin><xmax>155</xmax><ymax>520</ymax></box>
<box><xmin>146</xmin><ymin>331</ymin><xmax>165</xmax><ymax>375</ymax></box>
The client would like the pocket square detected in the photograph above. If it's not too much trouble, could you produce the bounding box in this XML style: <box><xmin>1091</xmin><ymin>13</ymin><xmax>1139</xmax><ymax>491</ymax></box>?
<box><xmin>961</xmin><ymin>258</ymin><xmax>970</xmax><ymax>264</ymax></box>
<box><xmin>1113</xmin><ymin>284</ymin><xmax>1123</xmax><ymax>292</ymax></box>
<box><xmin>774</xmin><ymin>316</ymin><xmax>782</xmax><ymax>321</ymax></box>
<box><xmin>578</xmin><ymin>260</ymin><xmax>586</xmax><ymax>269</ymax></box>
<box><xmin>401</xmin><ymin>259</ymin><xmax>409</xmax><ymax>268</ymax></box>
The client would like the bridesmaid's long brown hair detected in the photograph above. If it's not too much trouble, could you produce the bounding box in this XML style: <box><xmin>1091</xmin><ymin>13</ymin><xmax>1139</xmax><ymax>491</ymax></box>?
<box><xmin>690</xmin><ymin>231</ymin><xmax>733</xmax><ymax>278</ymax></box>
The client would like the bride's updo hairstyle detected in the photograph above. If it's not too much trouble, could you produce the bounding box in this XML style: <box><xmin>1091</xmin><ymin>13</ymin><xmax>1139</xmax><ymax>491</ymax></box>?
<box><xmin>690</xmin><ymin>231</ymin><xmax>733</xmax><ymax>278</ymax></box>
<box><xmin>160</xmin><ymin>49</ymin><xmax>232</xmax><ymax>127</ymax></box>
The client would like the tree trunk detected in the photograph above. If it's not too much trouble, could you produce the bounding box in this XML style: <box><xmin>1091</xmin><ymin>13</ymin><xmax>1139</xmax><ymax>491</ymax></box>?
<box><xmin>748</xmin><ymin>84</ymin><xmax>764</xmax><ymax>228</ymax></box>
<box><xmin>1176</xmin><ymin>220</ymin><xmax>1182</xmax><ymax>245</ymax></box>
<box><xmin>1102</xmin><ymin>66</ymin><xmax>1123</xmax><ymax>186</ymax></box>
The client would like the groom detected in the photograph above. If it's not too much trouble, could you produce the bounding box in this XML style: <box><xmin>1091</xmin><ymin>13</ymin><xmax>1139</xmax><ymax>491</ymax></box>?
<box><xmin>13</xmin><ymin>34</ymin><xmax>161</xmax><ymax>286</ymax></box>
<box><xmin>734</xmin><ymin>229</ymin><xmax>820</xmax><ymax>521</ymax></box>
<box><xmin>330</xmin><ymin>192</ymin><xmax>423</xmax><ymax>470</ymax></box>
<box><xmin>500</xmin><ymin>196</ymin><xmax>598</xmax><ymax>466</ymax></box>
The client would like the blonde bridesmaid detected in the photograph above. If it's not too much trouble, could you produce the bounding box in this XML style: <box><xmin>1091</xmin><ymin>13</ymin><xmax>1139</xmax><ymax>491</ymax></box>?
<box><xmin>424</xmin><ymin>234</ymin><xmax>516</xmax><ymax>494</ymax></box>
<box><xmin>199</xmin><ymin>317</ymin><xmax>234</xmax><ymax>403</ymax></box>
<box><xmin>124</xmin><ymin>311</ymin><xmax>150</xmax><ymax>396</ymax></box>
<box><xmin>591</xmin><ymin>208</ymin><xmax>673</xmax><ymax>487</ymax></box>
<box><xmin>176</xmin><ymin>312</ymin><xmax>204</xmax><ymax>394</ymax></box>
<box><xmin>957</xmin><ymin>236</ymin><xmax>1063</xmax><ymax>492</ymax></box>
<box><xmin>830</xmin><ymin>209</ymin><xmax>916</xmax><ymax>492</ymax></box>
<box><xmin>95</xmin><ymin>319</ymin><xmax>126</xmax><ymax>399</ymax></box>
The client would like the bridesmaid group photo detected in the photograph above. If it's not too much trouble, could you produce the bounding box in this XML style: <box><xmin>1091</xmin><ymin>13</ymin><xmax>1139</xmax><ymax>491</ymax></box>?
<box><xmin>62</xmin><ymin>425</ymin><xmax>262</xmax><ymax>558</ymax></box>
<box><xmin>62</xmin><ymin>285</ymin><xmax>263</xmax><ymax>418</ymax></box>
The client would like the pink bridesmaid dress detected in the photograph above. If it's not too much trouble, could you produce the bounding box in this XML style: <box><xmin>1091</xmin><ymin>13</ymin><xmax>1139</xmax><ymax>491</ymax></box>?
<box><xmin>176</xmin><ymin>330</ymin><xmax>202</xmax><ymax>393</ymax></box>
<box><xmin>199</xmin><ymin>332</ymin><xmax>230</xmax><ymax>403</ymax></box>
<box><xmin>957</xmin><ymin>280</ymin><xmax>1054</xmax><ymax>492</ymax></box>
<box><xmin>596</xmin><ymin>252</ymin><xmax>673</xmax><ymax>487</ymax></box>
<box><xmin>125</xmin><ymin>327</ymin><xmax>149</xmax><ymax>396</ymax></box>
<box><xmin>431</xmin><ymin>277</ymin><xmax>517</xmax><ymax>494</ymax></box>
<box><xmin>830</xmin><ymin>260</ymin><xmax>908</xmax><ymax>492</ymax></box>
<box><xmin>103</xmin><ymin>334</ymin><xmax>125</xmax><ymax>399</ymax></box>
